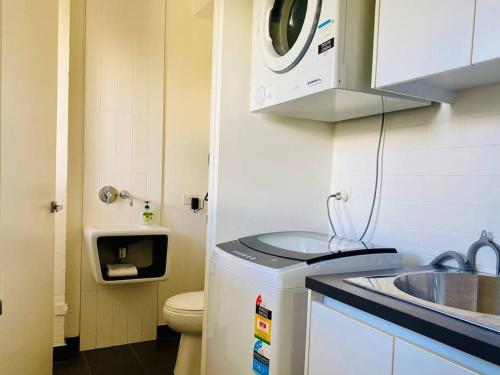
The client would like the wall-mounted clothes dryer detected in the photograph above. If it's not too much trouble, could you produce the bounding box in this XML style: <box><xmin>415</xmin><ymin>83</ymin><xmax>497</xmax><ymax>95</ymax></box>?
<box><xmin>250</xmin><ymin>0</ymin><xmax>430</xmax><ymax>122</ymax></box>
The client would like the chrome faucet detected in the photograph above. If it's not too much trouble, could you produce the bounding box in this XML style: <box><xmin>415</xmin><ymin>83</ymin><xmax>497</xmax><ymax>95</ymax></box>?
<box><xmin>119</xmin><ymin>190</ymin><xmax>134</xmax><ymax>206</ymax></box>
<box><xmin>466</xmin><ymin>230</ymin><xmax>500</xmax><ymax>276</ymax></box>
<box><xmin>431</xmin><ymin>251</ymin><xmax>469</xmax><ymax>272</ymax></box>
<box><xmin>99</xmin><ymin>186</ymin><xmax>118</xmax><ymax>204</ymax></box>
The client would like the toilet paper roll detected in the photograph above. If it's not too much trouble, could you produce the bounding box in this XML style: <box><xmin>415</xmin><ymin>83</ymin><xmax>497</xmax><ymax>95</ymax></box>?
<box><xmin>107</xmin><ymin>264</ymin><xmax>138</xmax><ymax>278</ymax></box>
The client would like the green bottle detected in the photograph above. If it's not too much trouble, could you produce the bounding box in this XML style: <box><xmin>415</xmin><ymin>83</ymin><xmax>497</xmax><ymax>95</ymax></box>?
<box><xmin>142</xmin><ymin>201</ymin><xmax>154</xmax><ymax>225</ymax></box>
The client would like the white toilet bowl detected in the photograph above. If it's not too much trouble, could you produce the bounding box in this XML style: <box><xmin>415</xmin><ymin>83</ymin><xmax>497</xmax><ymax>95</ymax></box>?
<box><xmin>163</xmin><ymin>291</ymin><xmax>204</xmax><ymax>375</ymax></box>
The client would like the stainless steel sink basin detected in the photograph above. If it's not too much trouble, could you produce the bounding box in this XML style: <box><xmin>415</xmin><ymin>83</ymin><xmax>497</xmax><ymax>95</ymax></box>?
<box><xmin>394</xmin><ymin>272</ymin><xmax>500</xmax><ymax>315</ymax></box>
<box><xmin>345</xmin><ymin>270</ymin><xmax>500</xmax><ymax>333</ymax></box>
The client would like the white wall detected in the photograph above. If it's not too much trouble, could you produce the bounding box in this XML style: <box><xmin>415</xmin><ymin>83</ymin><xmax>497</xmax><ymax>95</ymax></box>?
<box><xmin>80</xmin><ymin>0</ymin><xmax>166</xmax><ymax>350</ymax></box>
<box><xmin>65</xmin><ymin>0</ymin><xmax>86</xmax><ymax>340</ymax></box>
<box><xmin>54</xmin><ymin>0</ymin><xmax>70</xmax><ymax>347</ymax></box>
<box><xmin>203</xmin><ymin>0</ymin><xmax>334</xmax><ymax>369</ymax></box>
<box><xmin>192</xmin><ymin>0</ymin><xmax>214</xmax><ymax>19</ymax></box>
<box><xmin>330</xmin><ymin>83</ymin><xmax>500</xmax><ymax>274</ymax></box>
<box><xmin>157</xmin><ymin>0</ymin><xmax>213</xmax><ymax>324</ymax></box>
<box><xmin>208</xmin><ymin>0</ymin><xmax>334</xmax><ymax>247</ymax></box>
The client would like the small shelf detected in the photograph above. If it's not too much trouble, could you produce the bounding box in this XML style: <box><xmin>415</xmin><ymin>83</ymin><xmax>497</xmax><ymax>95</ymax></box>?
<box><xmin>97</xmin><ymin>234</ymin><xmax>168</xmax><ymax>282</ymax></box>
<box><xmin>85</xmin><ymin>225</ymin><xmax>170</xmax><ymax>285</ymax></box>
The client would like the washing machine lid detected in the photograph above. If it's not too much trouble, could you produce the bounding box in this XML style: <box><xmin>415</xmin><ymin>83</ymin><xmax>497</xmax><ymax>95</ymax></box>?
<box><xmin>238</xmin><ymin>231</ymin><xmax>396</xmax><ymax>263</ymax></box>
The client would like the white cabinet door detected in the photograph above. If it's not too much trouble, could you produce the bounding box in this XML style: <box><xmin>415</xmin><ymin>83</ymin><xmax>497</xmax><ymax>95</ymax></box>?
<box><xmin>375</xmin><ymin>0</ymin><xmax>475</xmax><ymax>87</ymax></box>
<box><xmin>393</xmin><ymin>339</ymin><xmax>477</xmax><ymax>375</ymax></box>
<box><xmin>307</xmin><ymin>302</ymin><xmax>393</xmax><ymax>375</ymax></box>
<box><xmin>472</xmin><ymin>0</ymin><xmax>500</xmax><ymax>64</ymax></box>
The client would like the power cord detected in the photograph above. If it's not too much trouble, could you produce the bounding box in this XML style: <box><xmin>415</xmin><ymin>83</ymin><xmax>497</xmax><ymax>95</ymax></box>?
<box><xmin>327</xmin><ymin>193</ymin><xmax>341</xmax><ymax>237</ymax></box>
<box><xmin>326</xmin><ymin>105</ymin><xmax>386</xmax><ymax>243</ymax></box>
<box><xmin>358</xmin><ymin>109</ymin><xmax>386</xmax><ymax>242</ymax></box>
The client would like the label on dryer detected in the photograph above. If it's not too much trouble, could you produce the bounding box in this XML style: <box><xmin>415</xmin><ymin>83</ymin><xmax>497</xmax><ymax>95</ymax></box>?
<box><xmin>318</xmin><ymin>38</ymin><xmax>335</xmax><ymax>54</ymax></box>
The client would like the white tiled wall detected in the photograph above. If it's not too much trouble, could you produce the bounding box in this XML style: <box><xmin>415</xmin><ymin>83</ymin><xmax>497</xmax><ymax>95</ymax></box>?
<box><xmin>54</xmin><ymin>0</ymin><xmax>70</xmax><ymax>347</ymax></box>
<box><xmin>331</xmin><ymin>83</ymin><xmax>500</xmax><ymax>274</ymax></box>
<box><xmin>80</xmin><ymin>0</ymin><xmax>166</xmax><ymax>350</ymax></box>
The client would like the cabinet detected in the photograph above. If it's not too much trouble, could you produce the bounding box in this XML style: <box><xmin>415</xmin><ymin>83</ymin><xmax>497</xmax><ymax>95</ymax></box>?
<box><xmin>305</xmin><ymin>297</ymin><xmax>497</xmax><ymax>375</ymax></box>
<box><xmin>373</xmin><ymin>0</ymin><xmax>500</xmax><ymax>103</ymax></box>
<box><xmin>307</xmin><ymin>302</ymin><xmax>393</xmax><ymax>375</ymax></box>
<box><xmin>472</xmin><ymin>0</ymin><xmax>500</xmax><ymax>64</ymax></box>
<box><xmin>374</xmin><ymin>0</ymin><xmax>475</xmax><ymax>88</ymax></box>
<box><xmin>393</xmin><ymin>339</ymin><xmax>476</xmax><ymax>375</ymax></box>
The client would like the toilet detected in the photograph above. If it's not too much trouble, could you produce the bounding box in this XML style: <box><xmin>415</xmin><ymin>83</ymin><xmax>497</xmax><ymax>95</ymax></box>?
<box><xmin>163</xmin><ymin>291</ymin><xmax>204</xmax><ymax>375</ymax></box>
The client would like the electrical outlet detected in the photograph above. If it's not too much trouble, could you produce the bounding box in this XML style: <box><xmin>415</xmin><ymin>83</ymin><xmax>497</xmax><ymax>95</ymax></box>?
<box><xmin>183</xmin><ymin>194</ymin><xmax>199</xmax><ymax>205</ymax></box>
<box><xmin>344</xmin><ymin>188</ymin><xmax>352</xmax><ymax>202</ymax></box>
<box><xmin>333</xmin><ymin>188</ymin><xmax>351</xmax><ymax>202</ymax></box>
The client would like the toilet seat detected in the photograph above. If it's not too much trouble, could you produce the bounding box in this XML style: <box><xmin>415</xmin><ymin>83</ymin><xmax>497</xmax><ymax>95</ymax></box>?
<box><xmin>164</xmin><ymin>291</ymin><xmax>204</xmax><ymax>313</ymax></box>
<box><xmin>163</xmin><ymin>291</ymin><xmax>204</xmax><ymax>335</ymax></box>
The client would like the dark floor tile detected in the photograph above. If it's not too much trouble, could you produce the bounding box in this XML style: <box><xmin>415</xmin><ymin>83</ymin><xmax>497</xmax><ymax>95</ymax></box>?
<box><xmin>157</xmin><ymin>325</ymin><xmax>181</xmax><ymax>341</ymax></box>
<box><xmin>131</xmin><ymin>339</ymin><xmax>179</xmax><ymax>375</ymax></box>
<box><xmin>84</xmin><ymin>344</ymin><xmax>145</xmax><ymax>375</ymax></box>
<box><xmin>53</xmin><ymin>354</ymin><xmax>90</xmax><ymax>375</ymax></box>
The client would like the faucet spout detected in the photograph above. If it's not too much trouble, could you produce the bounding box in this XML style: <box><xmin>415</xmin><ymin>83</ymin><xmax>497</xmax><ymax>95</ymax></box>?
<box><xmin>466</xmin><ymin>230</ymin><xmax>500</xmax><ymax>276</ymax></box>
<box><xmin>431</xmin><ymin>251</ymin><xmax>469</xmax><ymax>272</ymax></box>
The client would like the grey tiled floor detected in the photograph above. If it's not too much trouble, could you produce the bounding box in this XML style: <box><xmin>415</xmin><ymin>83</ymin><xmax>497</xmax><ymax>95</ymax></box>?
<box><xmin>53</xmin><ymin>338</ymin><xmax>180</xmax><ymax>375</ymax></box>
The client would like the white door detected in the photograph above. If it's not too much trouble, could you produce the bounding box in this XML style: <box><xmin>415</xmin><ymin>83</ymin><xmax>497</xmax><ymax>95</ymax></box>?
<box><xmin>374</xmin><ymin>0</ymin><xmax>475</xmax><ymax>87</ymax></box>
<box><xmin>393</xmin><ymin>339</ymin><xmax>477</xmax><ymax>375</ymax></box>
<box><xmin>472</xmin><ymin>0</ymin><xmax>500</xmax><ymax>64</ymax></box>
<box><xmin>258</xmin><ymin>0</ymin><xmax>322</xmax><ymax>73</ymax></box>
<box><xmin>0</xmin><ymin>1</ymin><xmax>59</xmax><ymax>374</ymax></box>
<box><xmin>307</xmin><ymin>302</ymin><xmax>394</xmax><ymax>375</ymax></box>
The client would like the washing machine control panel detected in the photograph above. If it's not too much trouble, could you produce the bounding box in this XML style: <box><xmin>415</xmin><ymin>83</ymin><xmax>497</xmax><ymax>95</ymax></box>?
<box><xmin>216</xmin><ymin>241</ymin><xmax>302</xmax><ymax>269</ymax></box>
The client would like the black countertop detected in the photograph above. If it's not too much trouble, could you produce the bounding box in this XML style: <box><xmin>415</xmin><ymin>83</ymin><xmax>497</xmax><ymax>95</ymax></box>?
<box><xmin>305</xmin><ymin>267</ymin><xmax>500</xmax><ymax>366</ymax></box>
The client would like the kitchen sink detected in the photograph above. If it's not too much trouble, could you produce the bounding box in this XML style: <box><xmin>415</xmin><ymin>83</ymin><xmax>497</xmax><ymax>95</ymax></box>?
<box><xmin>345</xmin><ymin>270</ymin><xmax>500</xmax><ymax>333</ymax></box>
<box><xmin>393</xmin><ymin>272</ymin><xmax>500</xmax><ymax>315</ymax></box>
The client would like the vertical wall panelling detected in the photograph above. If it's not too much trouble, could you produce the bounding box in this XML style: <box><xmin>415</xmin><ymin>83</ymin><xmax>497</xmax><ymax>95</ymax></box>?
<box><xmin>330</xmin><ymin>83</ymin><xmax>500</xmax><ymax>274</ymax></box>
<box><xmin>80</xmin><ymin>0</ymin><xmax>166</xmax><ymax>350</ymax></box>
<box><xmin>157</xmin><ymin>0</ymin><xmax>213</xmax><ymax>325</ymax></box>
<box><xmin>65</xmin><ymin>0</ymin><xmax>86</xmax><ymax>340</ymax></box>
<box><xmin>54</xmin><ymin>0</ymin><xmax>71</xmax><ymax>347</ymax></box>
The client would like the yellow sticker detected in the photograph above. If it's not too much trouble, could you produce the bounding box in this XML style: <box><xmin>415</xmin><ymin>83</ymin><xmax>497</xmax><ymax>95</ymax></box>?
<box><xmin>254</xmin><ymin>295</ymin><xmax>272</xmax><ymax>345</ymax></box>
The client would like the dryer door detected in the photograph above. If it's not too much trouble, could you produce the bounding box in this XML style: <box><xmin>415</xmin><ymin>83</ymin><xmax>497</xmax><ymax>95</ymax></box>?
<box><xmin>259</xmin><ymin>0</ymin><xmax>322</xmax><ymax>73</ymax></box>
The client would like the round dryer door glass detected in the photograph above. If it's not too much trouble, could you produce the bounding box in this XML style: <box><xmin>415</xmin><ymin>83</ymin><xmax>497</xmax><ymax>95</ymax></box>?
<box><xmin>269</xmin><ymin>0</ymin><xmax>309</xmax><ymax>56</ymax></box>
<box><xmin>260</xmin><ymin>0</ymin><xmax>321</xmax><ymax>73</ymax></box>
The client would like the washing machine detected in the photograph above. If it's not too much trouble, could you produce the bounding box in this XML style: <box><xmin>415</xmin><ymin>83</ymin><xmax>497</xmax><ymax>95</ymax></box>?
<box><xmin>205</xmin><ymin>231</ymin><xmax>402</xmax><ymax>375</ymax></box>
<box><xmin>250</xmin><ymin>0</ymin><xmax>429</xmax><ymax>122</ymax></box>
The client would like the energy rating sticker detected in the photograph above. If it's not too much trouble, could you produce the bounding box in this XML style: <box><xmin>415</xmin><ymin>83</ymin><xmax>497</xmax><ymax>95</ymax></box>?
<box><xmin>252</xmin><ymin>340</ymin><xmax>270</xmax><ymax>375</ymax></box>
<box><xmin>254</xmin><ymin>295</ymin><xmax>272</xmax><ymax>345</ymax></box>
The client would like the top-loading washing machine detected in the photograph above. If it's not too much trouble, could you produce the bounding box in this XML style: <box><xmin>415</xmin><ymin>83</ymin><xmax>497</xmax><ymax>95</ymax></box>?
<box><xmin>205</xmin><ymin>231</ymin><xmax>402</xmax><ymax>375</ymax></box>
<box><xmin>250</xmin><ymin>0</ymin><xmax>430</xmax><ymax>122</ymax></box>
